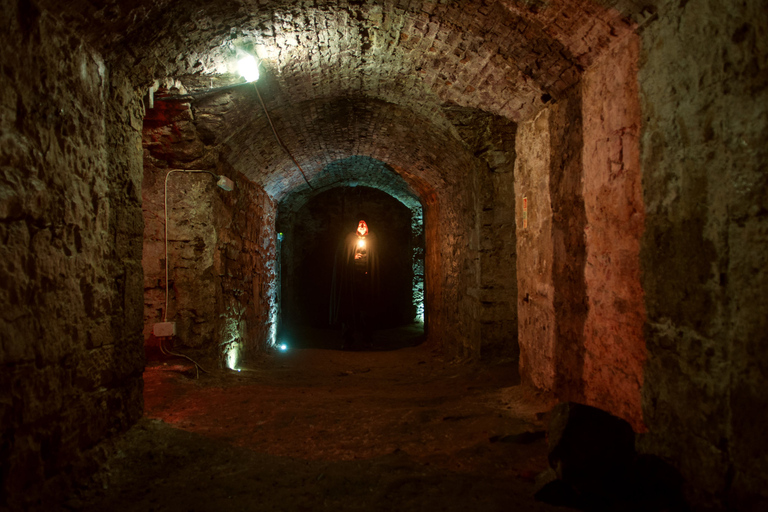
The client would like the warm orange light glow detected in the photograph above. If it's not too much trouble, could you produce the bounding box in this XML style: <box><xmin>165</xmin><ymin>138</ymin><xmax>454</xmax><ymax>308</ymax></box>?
<box><xmin>357</xmin><ymin>238</ymin><xmax>366</xmax><ymax>249</ymax></box>
<box><xmin>357</xmin><ymin>220</ymin><xmax>368</xmax><ymax>236</ymax></box>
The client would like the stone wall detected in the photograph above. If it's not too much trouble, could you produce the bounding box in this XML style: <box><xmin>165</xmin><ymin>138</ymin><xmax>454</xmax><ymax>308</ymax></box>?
<box><xmin>141</xmin><ymin>98</ymin><xmax>277</xmax><ymax>366</ymax></box>
<box><xmin>440</xmin><ymin>107</ymin><xmax>519</xmax><ymax>362</ymax></box>
<box><xmin>0</xmin><ymin>1</ymin><xmax>144</xmax><ymax>507</ymax></box>
<box><xmin>515</xmin><ymin>109</ymin><xmax>556</xmax><ymax>389</ymax></box>
<box><xmin>474</xmin><ymin>117</ymin><xmax>518</xmax><ymax>361</ymax></box>
<box><xmin>515</xmin><ymin>54</ymin><xmax>645</xmax><ymax>433</ymax></box>
<box><xmin>424</xmin><ymin>177</ymin><xmax>481</xmax><ymax>360</ymax></box>
<box><xmin>638</xmin><ymin>0</ymin><xmax>768</xmax><ymax>508</ymax></box>
<box><xmin>548</xmin><ymin>87</ymin><xmax>589</xmax><ymax>406</ymax></box>
<box><xmin>142</xmin><ymin>169</ymin><xmax>219</xmax><ymax>349</ymax></box>
<box><xmin>515</xmin><ymin>87</ymin><xmax>588</xmax><ymax>396</ymax></box>
<box><xmin>215</xmin><ymin>175</ymin><xmax>277</xmax><ymax>366</ymax></box>
<box><xmin>580</xmin><ymin>34</ymin><xmax>645</xmax><ymax>431</ymax></box>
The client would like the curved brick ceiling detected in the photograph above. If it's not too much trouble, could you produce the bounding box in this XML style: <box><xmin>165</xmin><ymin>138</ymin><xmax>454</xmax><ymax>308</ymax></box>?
<box><xmin>278</xmin><ymin>156</ymin><xmax>423</xmax><ymax>213</ymax></box>
<box><xmin>194</xmin><ymin>91</ymin><xmax>473</xmax><ymax>200</ymax></box>
<box><xmin>42</xmin><ymin>0</ymin><xmax>657</xmax><ymax>199</ymax></box>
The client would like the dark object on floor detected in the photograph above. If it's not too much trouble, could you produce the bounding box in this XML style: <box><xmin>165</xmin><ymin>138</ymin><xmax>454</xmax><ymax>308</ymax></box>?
<box><xmin>536</xmin><ymin>402</ymin><xmax>689</xmax><ymax>511</ymax></box>
<box><xmin>625</xmin><ymin>454</ymin><xmax>689</xmax><ymax>512</ymax></box>
<box><xmin>548</xmin><ymin>402</ymin><xmax>636</xmax><ymax>499</ymax></box>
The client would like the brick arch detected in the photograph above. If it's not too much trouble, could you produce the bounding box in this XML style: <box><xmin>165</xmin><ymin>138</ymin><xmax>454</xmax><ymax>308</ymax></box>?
<box><xmin>191</xmin><ymin>91</ymin><xmax>481</xmax><ymax>351</ymax></box>
<box><xmin>196</xmin><ymin>93</ymin><xmax>476</xmax><ymax>199</ymax></box>
<box><xmin>279</xmin><ymin>156</ymin><xmax>422</xmax><ymax>213</ymax></box>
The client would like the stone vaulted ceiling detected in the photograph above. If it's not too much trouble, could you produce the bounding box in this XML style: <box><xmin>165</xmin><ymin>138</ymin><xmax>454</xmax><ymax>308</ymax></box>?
<box><xmin>40</xmin><ymin>0</ymin><xmax>659</xmax><ymax>200</ymax></box>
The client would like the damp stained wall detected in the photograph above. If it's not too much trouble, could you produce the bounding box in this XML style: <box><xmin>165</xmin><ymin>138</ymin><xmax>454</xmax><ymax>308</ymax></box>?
<box><xmin>141</xmin><ymin>100</ymin><xmax>277</xmax><ymax>366</ymax></box>
<box><xmin>515</xmin><ymin>33</ymin><xmax>646</xmax><ymax>434</ymax></box>
<box><xmin>0</xmin><ymin>2</ymin><xmax>144</xmax><ymax>506</ymax></box>
<box><xmin>515</xmin><ymin>109</ymin><xmax>556</xmax><ymax>390</ymax></box>
<box><xmin>638</xmin><ymin>0</ymin><xmax>768</xmax><ymax>507</ymax></box>
<box><xmin>581</xmin><ymin>33</ymin><xmax>646</xmax><ymax>431</ymax></box>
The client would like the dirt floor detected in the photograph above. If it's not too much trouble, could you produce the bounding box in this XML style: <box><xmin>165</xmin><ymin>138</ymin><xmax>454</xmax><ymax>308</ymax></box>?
<box><xmin>70</xmin><ymin>328</ymin><xmax>574</xmax><ymax>512</ymax></box>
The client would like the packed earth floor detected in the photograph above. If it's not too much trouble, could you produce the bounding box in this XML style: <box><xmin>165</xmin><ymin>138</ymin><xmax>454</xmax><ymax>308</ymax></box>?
<box><xmin>72</xmin><ymin>330</ymin><xmax>573</xmax><ymax>512</ymax></box>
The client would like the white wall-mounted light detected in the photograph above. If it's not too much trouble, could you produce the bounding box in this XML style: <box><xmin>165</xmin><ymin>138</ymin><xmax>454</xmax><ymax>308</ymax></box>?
<box><xmin>238</xmin><ymin>55</ymin><xmax>260</xmax><ymax>82</ymax></box>
<box><xmin>217</xmin><ymin>175</ymin><xmax>234</xmax><ymax>191</ymax></box>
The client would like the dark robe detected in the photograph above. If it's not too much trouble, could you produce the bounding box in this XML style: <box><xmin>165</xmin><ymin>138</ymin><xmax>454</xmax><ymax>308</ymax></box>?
<box><xmin>329</xmin><ymin>232</ymin><xmax>380</xmax><ymax>345</ymax></box>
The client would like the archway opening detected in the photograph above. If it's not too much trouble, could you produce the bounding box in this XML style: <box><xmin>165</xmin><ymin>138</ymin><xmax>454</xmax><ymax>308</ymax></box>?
<box><xmin>277</xmin><ymin>186</ymin><xmax>424</xmax><ymax>350</ymax></box>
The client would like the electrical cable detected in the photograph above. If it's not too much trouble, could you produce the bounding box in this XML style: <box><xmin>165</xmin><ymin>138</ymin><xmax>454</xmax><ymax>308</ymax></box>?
<box><xmin>150</xmin><ymin>72</ymin><xmax>314</xmax><ymax>190</ymax></box>
<box><xmin>155</xmin><ymin>82</ymin><xmax>250</xmax><ymax>101</ymax></box>
<box><xmin>159</xmin><ymin>337</ymin><xmax>208</xmax><ymax>378</ymax></box>
<box><xmin>252</xmin><ymin>82</ymin><xmax>314</xmax><ymax>190</ymax></box>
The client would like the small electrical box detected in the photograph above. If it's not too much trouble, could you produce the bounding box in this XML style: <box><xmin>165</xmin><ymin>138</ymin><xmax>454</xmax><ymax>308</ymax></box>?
<box><xmin>153</xmin><ymin>322</ymin><xmax>176</xmax><ymax>337</ymax></box>
<box><xmin>216</xmin><ymin>175</ymin><xmax>234</xmax><ymax>192</ymax></box>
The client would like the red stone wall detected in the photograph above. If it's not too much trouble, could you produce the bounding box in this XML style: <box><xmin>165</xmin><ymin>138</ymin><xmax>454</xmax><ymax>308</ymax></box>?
<box><xmin>515</xmin><ymin>110</ymin><xmax>556</xmax><ymax>390</ymax></box>
<box><xmin>581</xmin><ymin>34</ymin><xmax>646</xmax><ymax>431</ymax></box>
<box><xmin>515</xmin><ymin>42</ymin><xmax>646</xmax><ymax>433</ymax></box>
<box><xmin>548</xmin><ymin>87</ymin><xmax>588</xmax><ymax>406</ymax></box>
<box><xmin>515</xmin><ymin>87</ymin><xmax>588</xmax><ymax>397</ymax></box>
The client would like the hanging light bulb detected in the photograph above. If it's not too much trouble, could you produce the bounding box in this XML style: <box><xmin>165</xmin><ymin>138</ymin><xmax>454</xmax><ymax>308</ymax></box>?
<box><xmin>238</xmin><ymin>55</ymin><xmax>260</xmax><ymax>82</ymax></box>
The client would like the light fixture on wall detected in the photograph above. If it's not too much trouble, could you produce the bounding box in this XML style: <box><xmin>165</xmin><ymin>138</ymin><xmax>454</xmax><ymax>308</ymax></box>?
<box><xmin>237</xmin><ymin>54</ymin><xmax>260</xmax><ymax>83</ymax></box>
<box><xmin>146</xmin><ymin>52</ymin><xmax>260</xmax><ymax>104</ymax></box>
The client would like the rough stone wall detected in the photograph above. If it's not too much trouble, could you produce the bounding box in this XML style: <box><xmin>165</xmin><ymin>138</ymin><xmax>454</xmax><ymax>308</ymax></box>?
<box><xmin>514</xmin><ymin>38</ymin><xmax>646</xmax><ymax>433</ymax></box>
<box><xmin>515</xmin><ymin>110</ymin><xmax>556</xmax><ymax>389</ymax></box>
<box><xmin>421</xmin><ymin>190</ymin><xmax>442</xmax><ymax>346</ymax></box>
<box><xmin>477</xmin><ymin>164</ymin><xmax>518</xmax><ymax>361</ymax></box>
<box><xmin>581</xmin><ymin>34</ymin><xmax>646</xmax><ymax>430</ymax></box>
<box><xmin>142</xmin><ymin>104</ymin><xmax>220</xmax><ymax>352</ymax></box>
<box><xmin>141</xmin><ymin>100</ymin><xmax>277</xmax><ymax>365</ymax></box>
<box><xmin>436</xmin><ymin>179</ymin><xmax>480</xmax><ymax>359</ymax></box>
<box><xmin>142</xmin><ymin>169</ymin><xmax>218</xmax><ymax>350</ymax></box>
<box><xmin>215</xmin><ymin>175</ymin><xmax>277</xmax><ymax>366</ymax></box>
<box><xmin>0</xmin><ymin>2</ymin><xmax>144</xmax><ymax>507</ymax></box>
<box><xmin>441</xmin><ymin>107</ymin><xmax>518</xmax><ymax>361</ymax></box>
<box><xmin>515</xmin><ymin>87</ymin><xmax>589</xmax><ymax>397</ymax></box>
<box><xmin>638</xmin><ymin>0</ymin><xmax>768</xmax><ymax>508</ymax></box>
<box><xmin>471</xmin><ymin>117</ymin><xmax>519</xmax><ymax>361</ymax></box>
<box><xmin>547</xmin><ymin>87</ymin><xmax>588</xmax><ymax>406</ymax></box>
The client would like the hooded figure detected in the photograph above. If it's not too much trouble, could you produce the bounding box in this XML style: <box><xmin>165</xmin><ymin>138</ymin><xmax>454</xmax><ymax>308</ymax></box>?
<box><xmin>329</xmin><ymin>219</ymin><xmax>380</xmax><ymax>348</ymax></box>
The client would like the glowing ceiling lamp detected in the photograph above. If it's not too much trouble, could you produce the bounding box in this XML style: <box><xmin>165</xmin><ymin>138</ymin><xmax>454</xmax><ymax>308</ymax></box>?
<box><xmin>238</xmin><ymin>54</ymin><xmax>260</xmax><ymax>82</ymax></box>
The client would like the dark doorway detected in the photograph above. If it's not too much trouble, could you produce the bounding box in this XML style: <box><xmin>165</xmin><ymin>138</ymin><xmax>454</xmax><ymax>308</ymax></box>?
<box><xmin>278</xmin><ymin>186</ymin><xmax>423</xmax><ymax>350</ymax></box>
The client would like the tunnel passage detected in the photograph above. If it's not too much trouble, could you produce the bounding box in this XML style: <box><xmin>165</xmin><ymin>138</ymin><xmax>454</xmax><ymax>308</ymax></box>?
<box><xmin>4</xmin><ymin>1</ymin><xmax>767</xmax><ymax>510</ymax></box>
<box><xmin>279</xmin><ymin>186</ymin><xmax>421</xmax><ymax>349</ymax></box>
